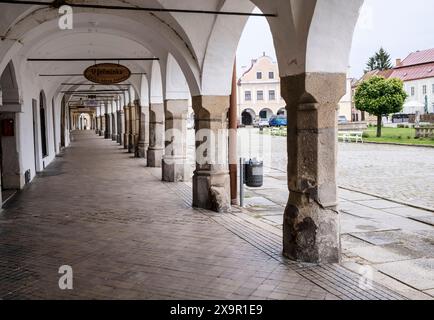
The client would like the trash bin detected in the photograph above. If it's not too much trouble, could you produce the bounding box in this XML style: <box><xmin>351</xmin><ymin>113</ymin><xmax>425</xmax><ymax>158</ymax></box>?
<box><xmin>244</xmin><ymin>158</ymin><xmax>263</xmax><ymax>188</ymax></box>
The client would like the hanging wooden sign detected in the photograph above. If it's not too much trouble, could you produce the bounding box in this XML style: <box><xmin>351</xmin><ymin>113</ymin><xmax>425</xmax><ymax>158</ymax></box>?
<box><xmin>84</xmin><ymin>63</ymin><xmax>131</xmax><ymax>84</ymax></box>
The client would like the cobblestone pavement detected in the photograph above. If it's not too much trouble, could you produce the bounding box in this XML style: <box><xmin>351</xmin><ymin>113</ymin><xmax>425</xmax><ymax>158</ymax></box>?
<box><xmin>223</xmin><ymin>129</ymin><xmax>434</xmax><ymax>210</ymax></box>
<box><xmin>0</xmin><ymin>131</ymin><xmax>340</xmax><ymax>300</ymax></box>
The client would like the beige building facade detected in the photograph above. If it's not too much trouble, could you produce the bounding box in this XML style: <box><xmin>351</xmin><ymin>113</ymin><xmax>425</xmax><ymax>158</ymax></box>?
<box><xmin>238</xmin><ymin>54</ymin><xmax>353</xmax><ymax>125</ymax></box>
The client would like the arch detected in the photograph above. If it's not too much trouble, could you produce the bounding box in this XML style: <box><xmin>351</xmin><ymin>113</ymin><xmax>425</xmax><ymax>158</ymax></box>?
<box><xmin>277</xmin><ymin>108</ymin><xmax>286</xmax><ymax>116</ymax></box>
<box><xmin>165</xmin><ymin>53</ymin><xmax>190</xmax><ymax>100</ymax></box>
<box><xmin>0</xmin><ymin>10</ymin><xmax>201</xmax><ymax>96</ymax></box>
<box><xmin>0</xmin><ymin>60</ymin><xmax>22</xmax><ymax>194</ymax></box>
<box><xmin>259</xmin><ymin>108</ymin><xmax>274</xmax><ymax>120</ymax></box>
<box><xmin>140</xmin><ymin>75</ymin><xmax>150</xmax><ymax>107</ymax></box>
<box><xmin>150</xmin><ymin>60</ymin><xmax>164</xmax><ymax>104</ymax></box>
<box><xmin>241</xmin><ymin>108</ymin><xmax>256</xmax><ymax>126</ymax></box>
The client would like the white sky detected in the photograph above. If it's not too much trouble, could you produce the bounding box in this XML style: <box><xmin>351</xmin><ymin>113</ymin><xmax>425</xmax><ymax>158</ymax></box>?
<box><xmin>236</xmin><ymin>0</ymin><xmax>434</xmax><ymax>79</ymax></box>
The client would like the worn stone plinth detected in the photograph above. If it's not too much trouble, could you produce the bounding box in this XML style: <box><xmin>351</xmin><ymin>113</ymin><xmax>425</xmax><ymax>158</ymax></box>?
<box><xmin>162</xmin><ymin>100</ymin><xmax>188</xmax><ymax>182</ymax></box>
<box><xmin>193</xmin><ymin>170</ymin><xmax>231</xmax><ymax>213</ymax></box>
<box><xmin>162</xmin><ymin>157</ymin><xmax>190</xmax><ymax>182</ymax></box>
<box><xmin>192</xmin><ymin>95</ymin><xmax>231</xmax><ymax>212</ymax></box>
<box><xmin>281</xmin><ymin>73</ymin><xmax>345</xmax><ymax>264</ymax></box>
<box><xmin>147</xmin><ymin>147</ymin><xmax>164</xmax><ymax>167</ymax></box>
<box><xmin>136</xmin><ymin>105</ymin><xmax>149</xmax><ymax>158</ymax></box>
<box><xmin>147</xmin><ymin>103</ymin><xmax>165</xmax><ymax>167</ymax></box>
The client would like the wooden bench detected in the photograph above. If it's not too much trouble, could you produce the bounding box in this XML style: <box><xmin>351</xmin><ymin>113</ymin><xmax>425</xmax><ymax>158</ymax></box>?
<box><xmin>338</xmin><ymin>131</ymin><xmax>364</xmax><ymax>143</ymax></box>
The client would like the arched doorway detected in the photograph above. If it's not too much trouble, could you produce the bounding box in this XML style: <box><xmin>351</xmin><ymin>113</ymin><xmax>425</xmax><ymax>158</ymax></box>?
<box><xmin>259</xmin><ymin>108</ymin><xmax>273</xmax><ymax>120</ymax></box>
<box><xmin>0</xmin><ymin>61</ymin><xmax>22</xmax><ymax>204</ymax></box>
<box><xmin>241</xmin><ymin>109</ymin><xmax>255</xmax><ymax>126</ymax></box>
<box><xmin>277</xmin><ymin>108</ymin><xmax>286</xmax><ymax>116</ymax></box>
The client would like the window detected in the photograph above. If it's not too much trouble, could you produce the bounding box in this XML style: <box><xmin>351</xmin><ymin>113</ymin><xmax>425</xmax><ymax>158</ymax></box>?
<box><xmin>269</xmin><ymin>72</ymin><xmax>274</xmax><ymax>79</ymax></box>
<box><xmin>411</xmin><ymin>87</ymin><xmax>415</xmax><ymax>96</ymax></box>
<box><xmin>245</xmin><ymin>91</ymin><xmax>251</xmax><ymax>101</ymax></box>
<box><xmin>423</xmin><ymin>85</ymin><xmax>427</xmax><ymax>95</ymax></box>
<box><xmin>257</xmin><ymin>90</ymin><xmax>264</xmax><ymax>101</ymax></box>
<box><xmin>432</xmin><ymin>84</ymin><xmax>434</xmax><ymax>94</ymax></box>
<box><xmin>269</xmin><ymin>90</ymin><xmax>276</xmax><ymax>100</ymax></box>
<box><xmin>256</xmin><ymin>72</ymin><xmax>262</xmax><ymax>80</ymax></box>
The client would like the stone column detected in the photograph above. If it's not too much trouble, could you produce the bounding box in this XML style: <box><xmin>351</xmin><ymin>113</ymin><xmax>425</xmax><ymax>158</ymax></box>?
<box><xmin>119</xmin><ymin>110</ymin><xmax>125</xmax><ymax>145</ymax></box>
<box><xmin>281</xmin><ymin>73</ymin><xmax>345</xmax><ymax>264</ymax></box>
<box><xmin>192</xmin><ymin>96</ymin><xmax>231</xmax><ymax>213</ymax></box>
<box><xmin>128</xmin><ymin>104</ymin><xmax>135</xmax><ymax>153</ymax></box>
<box><xmin>162</xmin><ymin>99</ymin><xmax>189</xmax><ymax>182</ymax></box>
<box><xmin>147</xmin><ymin>103</ymin><xmax>165</xmax><ymax>167</ymax></box>
<box><xmin>136</xmin><ymin>103</ymin><xmax>149</xmax><ymax>158</ymax></box>
<box><xmin>124</xmin><ymin>105</ymin><xmax>129</xmax><ymax>149</ymax></box>
<box><xmin>101</xmin><ymin>114</ymin><xmax>106</xmax><ymax>137</ymax></box>
<box><xmin>105</xmin><ymin>113</ymin><xmax>111</xmax><ymax>139</ymax></box>
<box><xmin>111</xmin><ymin>112</ymin><xmax>117</xmax><ymax>141</ymax></box>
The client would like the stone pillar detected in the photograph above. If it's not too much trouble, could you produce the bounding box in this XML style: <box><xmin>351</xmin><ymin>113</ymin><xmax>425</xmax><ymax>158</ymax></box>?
<box><xmin>96</xmin><ymin>116</ymin><xmax>100</xmax><ymax>134</ymax></box>
<box><xmin>281</xmin><ymin>73</ymin><xmax>345</xmax><ymax>264</ymax></box>
<box><xmin>136</xmin><ymin>103</ymin><xmax>149</xmax><ymax>158</ymax></box>
<box><xmin>111</xmin><ymin>113</ymin><xmax>117</xmax><ymax>141</ymax></box>
<box><xmin>128</xmin><ymin>104</ymin><xmax>135</xmax><ymax>153</ymax></box>
<box><xmin>105</xmin><ymin>112</ymin><xmax>111</xmax><ymax>139</ymax></box>
<box><xmin>101</xmin><ymin>114</ymin><xmax>106</xmax><ymax>137</ymax></box>
<box><xmin>119</xmin><ymin>110</ymin><xmax>125</xmax><ymax>145</ymax></box>
<box><xmin>124</xmin><ymin>106</ymin><xmax>129</xmax><ymax>149</ymax></box>
<box><xmin>147</xmin><ymin>103</ymin><xmax>165</xmax><ymax>167</ymax></box>
<box><xmin>162</xmin><ymin>99</ymin><xmax>189</xmax><ymax>182</ymax></box>
<box><xmin>192</xmin><ymin>96</ymin><xmax>231</xmax><ymax>213</ymax></box>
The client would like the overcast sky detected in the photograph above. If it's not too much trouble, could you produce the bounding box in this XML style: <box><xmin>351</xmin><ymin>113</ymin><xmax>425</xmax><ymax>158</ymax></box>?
<box><xmin>236</xmin><ymin>0</ymin><xmax>434</xmax><ymax>79</ymax></box>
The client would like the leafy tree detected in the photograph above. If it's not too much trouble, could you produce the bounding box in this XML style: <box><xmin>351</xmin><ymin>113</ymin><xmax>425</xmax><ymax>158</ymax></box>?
<box><xmin>365</xmin><ymin>48</ymin><xmax>393</xmax><ymax>72</ymax></box>
<box><xmin>355</xmin><ymin>76</ymin><xmax>407</xmax><ymax>137</ymax></box>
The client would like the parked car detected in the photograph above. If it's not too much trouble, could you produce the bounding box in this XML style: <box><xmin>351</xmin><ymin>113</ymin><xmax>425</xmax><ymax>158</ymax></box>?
<box><xmin>258</xmin><ymin>118</ymin><xmax>270</xmax><ymax>128</ymax></box>
<box><xmin>338</xmin><ymin>115</ymin><xmax>348</xmax><ymax>124</ymax></box>
<box><xmin>269</xmin><ymin>115</ymin><xmax>287</xmax><ymax>127</ymax></box>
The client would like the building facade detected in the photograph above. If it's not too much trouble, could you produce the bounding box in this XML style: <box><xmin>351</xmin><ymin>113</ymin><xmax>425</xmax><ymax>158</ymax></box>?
<box><xmin>237</xmin><ymin>54</ymin><xmax>353</xmax><ymax>125</ymax></box>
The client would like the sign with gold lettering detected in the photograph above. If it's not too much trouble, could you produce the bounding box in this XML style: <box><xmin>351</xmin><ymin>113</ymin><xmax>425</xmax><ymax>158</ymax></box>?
<box><xmin>84</xmin><ymin>63</ymin><xmax>131</xmax><ymax>84</ymax></box>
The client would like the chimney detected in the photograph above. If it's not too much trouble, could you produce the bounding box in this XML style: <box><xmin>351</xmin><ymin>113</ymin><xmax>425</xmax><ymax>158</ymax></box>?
<box><xmin>396</xmin><ymin>58</ymin><xmax>402</xmax><ymax>67</ymax></box>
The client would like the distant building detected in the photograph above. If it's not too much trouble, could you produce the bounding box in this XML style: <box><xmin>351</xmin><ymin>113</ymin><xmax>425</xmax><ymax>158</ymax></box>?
<box><xmin>237</xmin><ymin>53</ymin><xmax>353</xmax><ymax>125</ymax></box>
<box><xmin>353</xmin><ymin>48</ymin><xmax>434</xmax><ymax>122</ymax></box>
<box><xmin>237</xmin><ymin>53</ymin><xmax>285</xmax><ymax>126</ymax></box>
<box><xmin>390</xmin><ymin>48</ymin><xmax>434</xmax><ymax>115</ymax></box>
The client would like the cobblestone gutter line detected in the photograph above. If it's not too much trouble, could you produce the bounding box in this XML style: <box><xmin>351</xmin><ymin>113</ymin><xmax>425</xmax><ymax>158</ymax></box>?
<box><xmin>164</xmin><ymin>182</ymin><xmax>407</xmax><ymax>301</ymax></box>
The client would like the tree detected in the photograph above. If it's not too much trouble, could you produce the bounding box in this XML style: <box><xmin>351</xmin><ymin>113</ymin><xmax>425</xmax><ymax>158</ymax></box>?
<box><xmin>365</xmin><ymin>48</ymin><xmax>393</xmax><ymax>72</ymax></box>
<box><xmin>355</xmin><ymin>76</ymin><xmax>407</xmax><ymax>137</ymax></box>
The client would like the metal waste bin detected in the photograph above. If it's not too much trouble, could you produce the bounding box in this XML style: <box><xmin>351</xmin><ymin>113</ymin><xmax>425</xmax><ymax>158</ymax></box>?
<box><xmin>244</xmin><ymin>158</ymin><xmax>264</xmax><ymax>188</ymax></box>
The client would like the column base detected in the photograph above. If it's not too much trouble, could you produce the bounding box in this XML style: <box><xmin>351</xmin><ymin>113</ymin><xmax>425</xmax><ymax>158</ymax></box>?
<box><xmin>136</xmin><ymin>142</ymin><xmax>148</xmax><ymax>158</ymax></box>
<box><xmin>192</xmin><ymin>170</ymin><xmax>231</xmax><ymax>213</ymax></box>
<box><xmin>162</xmin><ymin>157</ymin><xmax>190</xmax><ymax>182</ymax></box>
<box><xmin>147</xmin><ymin>148</ymin><xmax>164</xmax><ymax>167</ymax></box>
<box><xmin>99</xmin><ymin>130</ymin><xmax>103</xmax><ymax>136</ymax></box>
<box><xmin>123</xmin><ymin>134</ymin><xmax>128</xmax><ymax>149</ymax></box>
<box><xmin>104</xmin><ymin>132</ymin><xmax>111</xmax><ymax>139</ymax></box>
<box><xmin>112</xmin><ymin>134</ymin><xmax>117</xmax><ymax>141</ymax></box>
<box><xmin>283</xmin><ymin>192</ymin><xmax>340</xmax><ymax>264</ymax></box>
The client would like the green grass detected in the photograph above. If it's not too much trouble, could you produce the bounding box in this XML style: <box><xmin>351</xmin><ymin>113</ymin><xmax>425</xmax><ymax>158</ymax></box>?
<box><xmin>363</xmin><ymin>127</ymin><xmax>434</xmax><ymax>146</ymax></box>
<box><xmin>259</xmin><ymin>126</ymin><xmax>434</xmax><ymax>146</ymax></box>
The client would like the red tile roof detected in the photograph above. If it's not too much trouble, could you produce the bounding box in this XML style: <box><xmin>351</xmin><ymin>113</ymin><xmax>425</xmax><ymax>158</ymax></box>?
<box><xmin>400</xmin><ymin>48</ymin><xmax>434</xmax><ymax>67</ymax></box>
<box><xmin>390</xmin><ymin>62</ymin><xmax>434</xmax><ymax>82</ymax></box>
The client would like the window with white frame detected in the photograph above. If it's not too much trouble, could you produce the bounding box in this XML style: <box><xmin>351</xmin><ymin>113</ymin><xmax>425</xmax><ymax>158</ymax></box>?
<box><xmin>245</xmin><ymin>91</ymin><xmax>252</xmax><ymax>101</ymax></box>
<box><xmin>432</xmin><ymin>83</ymin><xmax>434</xmax><ymax>94</ymax></box>
<box><xmin>256</xmin><ymin>72</ymin><xmax>262</xmax><ymax>80</ymax></box>
<box><xmin>269</xmin><ymin>90</ymin><xmax>276</xmax><ymax>100</ymax></box>
<box><xmin>423</xmin><ymin>85</ymin><xmax>427</xmax><ymax>95</ymax></box>
<box><xmin>257</xmin><ymin>90</ymin><xmax>264</xmax><ymax>101</ymax></box>
<box><xmin>269</xmin><ymin>72</ymin><xmax>274</xmax><ymax>79</ymax></box>
<box><xmin>411</xmin><ymin>87</ymin><xmax>415</xmax><ymax>96</ymax></box>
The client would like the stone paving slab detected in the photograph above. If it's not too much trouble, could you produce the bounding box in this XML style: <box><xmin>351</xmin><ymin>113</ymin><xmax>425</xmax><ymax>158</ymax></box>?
<box><xmin>376</xmin><ymin>259</ymin><xmax>434</xmax><ymax>291</ymax></box>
